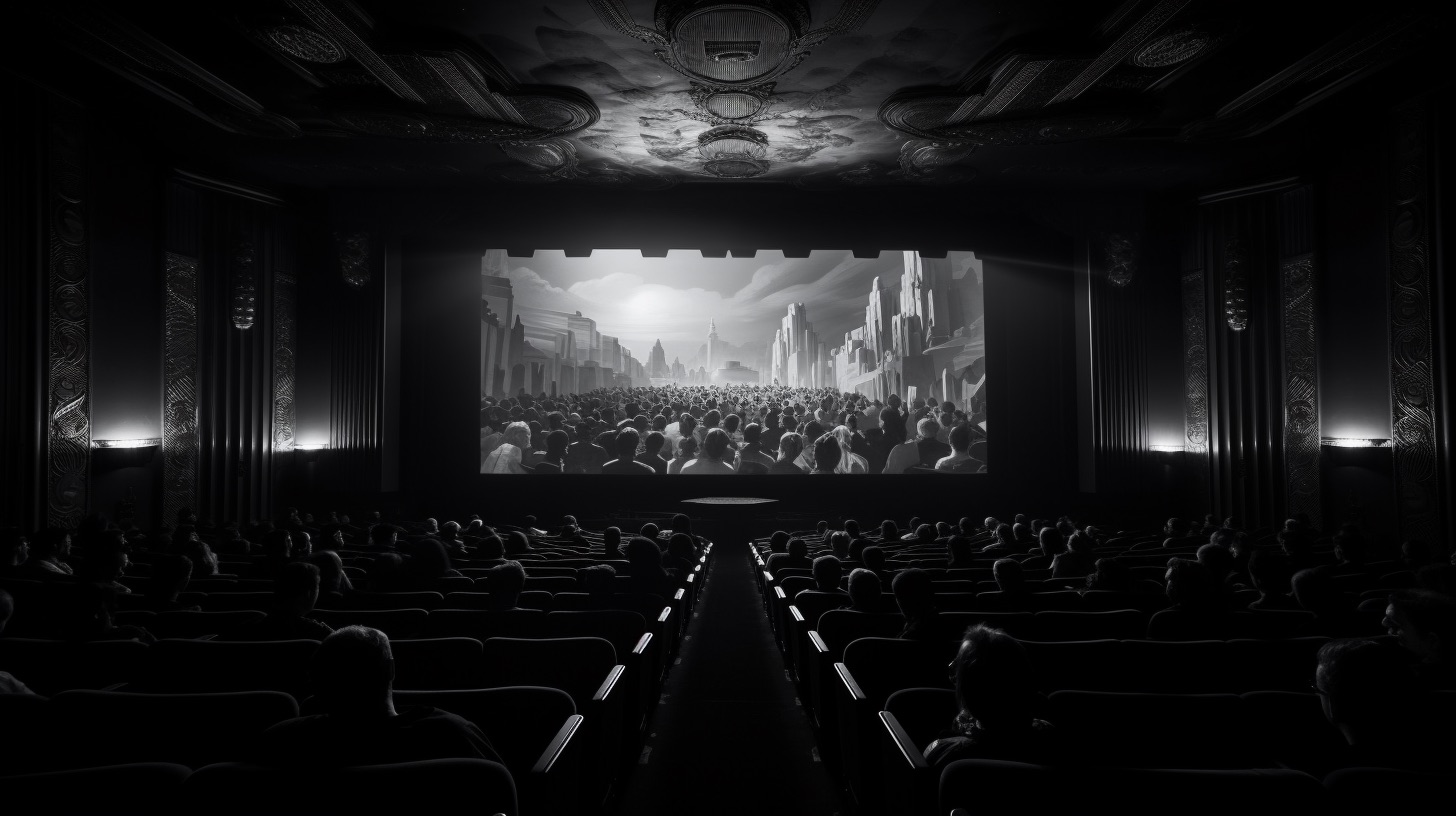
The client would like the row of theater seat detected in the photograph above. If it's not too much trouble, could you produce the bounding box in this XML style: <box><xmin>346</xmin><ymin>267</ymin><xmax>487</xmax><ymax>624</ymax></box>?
<box><xmin>746</xmin><ymin>527</ymin><xmax>1423</xmax><ymax>816</ymax></box>
<box><xmin>1</xmin><ymin>527</ymin><xmax>715</xmax><ymax>815</ymax></box>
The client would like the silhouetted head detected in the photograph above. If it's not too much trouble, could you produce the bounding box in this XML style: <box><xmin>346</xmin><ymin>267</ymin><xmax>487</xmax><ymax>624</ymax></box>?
<box><xmin>478</xmin><ymin>534</ymin><xmax>505</xmax><ymax>560</ymax></box>
<box><xmin>1384</xmin><ymin>589</ymin><xmax>1456</xmax><ymax>664</ymax></box>
<box><xmin>951</xmin><ymin>624</ymin><xmax>1037</xmax><ymax>732</ymax></box>
<box><xmin>578</xmin><ymin>564</ymin><xmax>617</xmax><ymax>597</ymax></box>
<box><xmin>312</xmin><ymin>625</ymin><xmax>395</xmax><ymax>716</ymax></box>
<box><xmin>1247</xmin><ymin>549</ymin><xmax>1292</xmax><ymax>597</ymax></box>
<box><xmin>1315</xmin><ymin>638</ymin><xmax>1419</xmax><ymax>745</ymax></box>
<box><xmin>862</xmin><ymin>546</ymin><xmax>885</xmax><ymax>573</ymax></box>
<box><xmin>485</xmin><ymin>560</ymin><xmax>527</xmax><ymax>608</ymax></box>
<box><xmin>992</xmin><ymin>558</ymin><xmax>1024</xmax><ymax>593</ymax></box>
<box><xmin>812</xmin><ymin>555</ymin><xmax>843</xmax><ymax>592</ymax></box>
<box><xmin>892</xmin><ymin>568</ymin><xmax>935</xmax><ymax>618</ymax></box>
<box><xmin>504</xmin><ymin>531</ymin><xmax>532</xmax><ymax>555</ymax></box>
<box><xmin>847</xmin><ymin>568</ymin><xmax>882</xmax><ymax>612</ymax></box>
<box><xmin>273</xmin><ymin>561</ymin><xmax>321</xmax><ymax>617</ymax></box>
<box><xmin>768</xmin><ymin>531</ymin><xmax>789</xmax><ymax>554</ymax></box>
<box><xmin>788</xmin><ymin>538</ymin><xmax>808</xmax><ymax>559</ymax></box>
<box><xmin>1165</xmin><ymin>558</ymin><xmax>1216</xmax><ymax>611</ymax></box>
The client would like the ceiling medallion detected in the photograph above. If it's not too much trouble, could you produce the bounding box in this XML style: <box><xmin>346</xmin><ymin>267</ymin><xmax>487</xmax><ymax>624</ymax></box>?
<box><xmin>264</xmin><ymin>24</ymin><xmax>346</xmax><ymax>64</ymax></box>
<box><xmin>592</xmin><ymin>1</ymin><xmax>878</xmax><ymax>170</ymax></box>
<box><xmin>698</xmin><ymin>125</ymin><xmax>770</xmax><ymax>178</ymax></box>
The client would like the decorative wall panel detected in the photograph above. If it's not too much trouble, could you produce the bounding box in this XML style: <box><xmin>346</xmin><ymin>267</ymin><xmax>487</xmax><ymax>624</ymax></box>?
<box><xmin>1280</xmin><ymin>254</ymin><xmax>1321</xmax><ymax>523</ymax></box>
<box><xmin>162</xmin><ymin>252</ymin><xmax>200</xmax><ymax>526</ymax></box>
<box><xmin>1182</xmin><ymin>266</ymin><xmax>1209</xmax><ymax>456</ymax></box>
<box><xmin>1387</xmin><ymin>96</ymin><xmax>1440</xmax><ymax>544</ymax></box>
<box><xmin>46</xmin><ymin>99</ymin><xmax>90</xmax><ymax>528</ymax></box>
<box><xmin>273</xmin><ymin>269</ymin><xmax>297</xmax><ymax>451</ymax></box>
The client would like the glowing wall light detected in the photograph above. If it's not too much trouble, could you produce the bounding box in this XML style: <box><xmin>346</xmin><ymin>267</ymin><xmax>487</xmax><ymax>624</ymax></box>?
<box><xmin>93</xmin><ymin>438</ymin><xmax>162</xmax><ymax>449</ymax></box>
<box><xmin>1150</xmin><ymin>444</ymin><xmax>1185</xmax><ymax>453</ymax></box>
<box><xmin>1320</xmin><ymin>437</ymin><xmax>1390</xmax><ymax>448</ymax></box>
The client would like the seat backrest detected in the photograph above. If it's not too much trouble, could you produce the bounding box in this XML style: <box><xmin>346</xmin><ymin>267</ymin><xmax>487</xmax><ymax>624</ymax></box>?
<box><xmin>795</xmin><ymin>591</ymin><xmax>850</xmax><ymax>628</ymax></box>
<box><xmin>1323</xmin><ymin>767</ymin><xmax>1452</xmax><ymax>813</ymax></box>
<box><xmin>522</xmin><ymin>576</ymin><xmax>577</xmax><ymax>594</ymax></box>
<box><xmin>779</xmin><ymin>575</ymin><xmax>815</xmax><ymax>598</ymax></box>
<box><xmin>481</xmin><ymin>637</ymin><xmax>617</xmax><ymax>710</ymax></box>
<box><xmin>144</xmin><ymin>638</ymin><xmax>318</xmax><ymax>695</ymax></box>
<box><xmin>312</xmin><ymin>608</ymin><xmax>430</xmax><ymax>639</ymax></box>
<box><xmin>198</xmin><ymin>592</ymin><xmax>274</xmax><ymax>612</ymax></box>
<box><xmin>426</xmin><ymin>609</ymin><xmax>545</xmax><ymax>640</ymax></box>
<box><xmin>1221</xmin><ymin>637</ymin><xmax>1329</xmax><ymax>692</ymax></box>
<box><xmin>394</xmin><ymin>686</ymin><xmax>574</xmax><ymax>779</ymax></box>
<box><xmin>1033</xmin><ymin>610</ymin><xmax>1145</xmax><ymax>641</ymax></box>
<box><xmin>149</xmin><ymin>610</ymin><xmax>266</xmax><ymax>640</ymax></box>
<box><xmin>0</xmin><ymin>692</ymin><xmax>56</xmax><ymax>773</ymax></box>
<box><xmin>842</xmin><ymin>638</ymin><xmax>956</xmax><ymax>706</ymax></box>
<box><xmin>815</xmin><ymin>611</ymin><xmax>904</xmax><ymax>657</ymax></box>
<box><xmin>184</xmin><ymin>759</ymin><xmax>517</xmax><ymax>816</ymax></box>
<box><xmin>940</xmin><ymin>760</ymin><xmax>1326</xmax><ymax>815</ymax></box>
<box><xmin>51</xmin><ymin>689</ymin><xmax>298</xmax><ymax>768</ymax></box>
<box><xmin>0</xmin><ymin>638</ymin><xmax>149</xmax><ymax>696</ymax></box>
<box><xmin>1019</xmin><ymin>639</ymin><xmax>1125</xmax><ymax>693</ymax></box>
<box><xmin>389</xmin><ymin>637</ymin><xmax>485</xmax><ymax>690</ymax></box>
<box><xmin>884</xmin><ymin>687</ymin><xmax>957</xmax><ymax>753</ymax></box>
<box><xmin>940</xmin><ymin>611</ymin><xmax>1037</xmax><ymax>639</ymax></box>
<box><xmin>3</xmin><ymin>762</ymin><xmax>192</xmax><ymax>813</ymax></box>
<box><xmin>1047</xmin><ymin>690</ymin><xmax>1250</xmax><ymax>768</ymax></box>
<box><xmin>1240</xmin><ymin>691</ymin><xmax>1346</xmax><ymax>775</ymax></box>
<box><xmin>341</xmin><ymin>591</ymin><xmax>444</xmax><ymax>611</ymax></box>
<box><xmin>543</xmin><ymin>610</ymin><xmax>646</xmax><ymax>660</ymax></box>
<box><xmin>1118</xmin><ymin>639</ymin><xmax>1227</xmax><ymax>693</ymax></box>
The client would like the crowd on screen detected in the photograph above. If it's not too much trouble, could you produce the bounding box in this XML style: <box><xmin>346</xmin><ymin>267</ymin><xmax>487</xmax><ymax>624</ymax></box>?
<box><xmin>480</xmin><ymin>384</ymin><xmax>988</xmax><ymax>474</ymax></box>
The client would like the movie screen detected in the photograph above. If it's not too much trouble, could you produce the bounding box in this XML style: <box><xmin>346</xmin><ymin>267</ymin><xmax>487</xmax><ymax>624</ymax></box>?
<box><xmin>481</xmin><ymin>249</ymin><xmax>985</xmax><ymax>474</ymax></box>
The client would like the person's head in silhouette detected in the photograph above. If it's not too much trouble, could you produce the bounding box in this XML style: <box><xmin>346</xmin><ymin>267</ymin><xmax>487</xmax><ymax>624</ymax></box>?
<box><xmin>668</xmin><ymin>533</ymin><xmax>696</xmax><ymax>569</ymax></box>
<box><xmin>311</xmin><ymin>625</ymin><xmax>396</xmax><ymax>717</ymax></box>
<box><xmin>862</xmin><ymin>545</ymin><xmax>886</xmax><ymax>574</ymax></box>
<box><xmin>1196</xmin><ymin>542</ymin><xmax>1234</xmax><ymax>585</ymax></box>
<box><xmin>504</xmin><ymin>531</ymin><xmax>532</xmax><ymax>556</ymax></box>
<box><xmin>892</xmin><ymin>568</ymin><xmax>936</xmax><ymax>621</ymax></box>
<box><xmin>812</xmin><ymin>433</ymin><xmax>841</xmax><ymax>473</ymax></box>
<box><xmin>1248</xmin><ymin>549</ymin><xmax>1293</xmax><ymax>600</ymax></box>
<box><xmin>671</xmin><ymin>514</ymin><xmax>693</xmax><ymax>538</ymax></box>
<box><xmin>768</xmin><ymin>531</ymin><xmax>789</xmax><ymax>554</ymax></box>
<box><xmin>788</xmin><ymin>538</ymin><xmax>808</xmax><ymax>562</ymax></box>
<box><xmin>880</xmin><ymin>520</ymin><xmax>900</xmax><ymax>541</ymax></box>
<box><xmin>812</xmin><ymin>555</ymin><xmax>843</xmax><ymax>592</ymax></box>
<box><xmin>309</xmin><ymin>550</ymin><xmax>351</xmax><ymax>595</ymax></box>
<box><xmin>1036</xmin><ymin>526</ymin><xmax>1062</xmax><ymax>556</ymax></box>
<box><xmin>993</xmin><ymin>558</ymin><xmax>1024</xmax><ymax>593</ymax></box>
<box><xmin>844</xmin><ymin>520</ymin><xmax>861</xmax><ymax>540</ymax></box>
<box><xmin>829</xmin><ymin>532</ymin><xmax>850</xmax><ymax>559</ymax></box>
<box><xmin>1384</xmin><ymin>589</ymin><xmax>1456</xmax><ymax>665</ymax></box>
<box><xmin>407</xmin><ymin>539</ymin><xmax>453</xmax><ymax>580</ymax></box>
<box><xmin>1085</xmin><ymin>557</ymin><xmax>1130</xmax><ymax>592</ymax></box>
<box><xmin>627</xmin><ymin>536</ymin><xmax>667</xmax><ymax>579</ymax></box>
<box><xmin>612</xmin><ymin>428</ymin><xmax>640</xmax><ymax>462</ymax></box>
<box><xmin>847</xmin><ymin>568</ymin><xmax>882</xmax><ymax>612</ymax></box>
<box><xmin>485</xmin><ymin>561</ymin><xmax>526</xmax><ymax>610</ymax></box>
<box><xmin>1293</xmin><ymin>567</ymin><xmax>1350</xmax><ymax>619</ymax></box>
<box><xmin>1165</xmin><ymin>558</ymin><xmax>1216</xmax><ymax>611</ymax></box>
<box><xmin>641</xmin><ymin>523</ymin><xmax>660</xmax><ymax>541</ymax></box>
<box><xmin>478</xmin><ymin>534</ymin><xmax>505</xmax><ymax>561</ymax></box>
<box><xmin>1315</xmin><ymin>638</ymin><xmax>1420</xmax><ymax>754</ymax></box>
<box><xmin>947</xmin><ymin>536</ymin><xmax>973</xmax><ymax>568</ymax></box>
<box><xmin>603</xmin><ymin>527</ymin><xmax>623</xmax><ymax>559</ymax></box>
<box><xmin>273</xmin><ymin>562</ymin><xmax>321</xmax><ymax>619</ymax></box>
<box><xmin>577</xmin><ymin>564</ymin><xmax>617</xmax><ymax>599</ymax></box>
<box><xmin>949</xmin><ymin>624</ymin><xmax>1039</xmax><ymax>735</ymax></box>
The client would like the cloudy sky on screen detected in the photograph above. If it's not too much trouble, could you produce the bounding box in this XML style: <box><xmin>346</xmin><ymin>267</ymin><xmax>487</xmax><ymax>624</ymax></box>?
<box><xmin>496</xmin><ymin>250</ymin><xmax>976</xmax><ymax>366</ymax></box>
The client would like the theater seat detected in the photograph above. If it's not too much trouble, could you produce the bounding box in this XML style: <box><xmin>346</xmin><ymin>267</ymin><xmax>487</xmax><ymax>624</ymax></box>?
<box><xmin>1032</xmin><ymin>609</ymin><xmax>1145</xmax><ymax>641</ymax></box>
<box><xmin>878</xmin><ymin>688</ymin><xmax>956</xmax><ymax>816</ymax></box>
<box><xmin>389</xmin><ymin>637</ymin><xmax>485</xmax><ymax>690</ymax></box>
<box><xmin>1047</xmin><ymin>690</ymin><xmax>1255</xmax><ymax>768</ymax></box>
<box><xmin>312</xmin><ymin>607</ymin><xmax>430</xmax><ymax>638</ymax></box>
<box><xmin>1323</xmin><ymin>767</ymin><xmax>1454</xmax><ymax>815</ymax></box>
<box><xmin>140</xmin><ymin>639</ymin><xmax>318</xmax><ymax>696</ymax></box>
<box><xmin>49</xmin><ymin>689</ymin><xmax>299</xmax><ymax>768</ymax></box>
<box><xmin>395</xmin><ymin>687</ymin><xmax>582</xmax><ymax>816</ymax></box>
<box><xmin>0</xmin><ymin>762</ymin><xmax>192</xmax><ymax>815</ymax></box>
<box><xmin>184</xmin><ymin>758</ymin><xmax>517</xmax><ymax>816</ymax></box>
<box><xmin>426</xmin><ymin>608</ymin><xmax>546</xmax><ymax>640</ymax></box>
<box><xmin>146</xmin><ymin>610</ymin><xmax>266</xmax><ymax>639</ymax></box>
<box><xmin>0</xmin><ymin>638</ymin><xmax>149</xmax><ymax>696</ymax></box>
<box><xmin>940</xmin><ymin>760</ymin><xmax>1327</xmax><ymax>815</ymax></box>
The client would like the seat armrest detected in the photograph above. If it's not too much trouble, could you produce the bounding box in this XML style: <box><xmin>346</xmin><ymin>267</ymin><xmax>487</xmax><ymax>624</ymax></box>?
<box><xmin>790</xmin><ymin>606</ymin><xmax>805</xmax><ymax>624</ymax></box>
<box><xmin>878</xmin><ymin>711</ymin><xmax>928</xmax><ymax>770</ymax></box>
<box><xmin>594</xmin><ymin>665</ymin><xmax>626</xmax><ymax>702</ymax></box>
<box><xmin>835</xmin><ymin>662</ymin><xmax>865</xmax><ymax>702</ymax></box>
<box><xmin>531</xmin><ymin>714</ymin><xmax>585</xmax><ymax>775</ymax></box>
<box><xmin>774</xmin><ymin>586</ymin><xmax>786</xmax><ymax>601</ymax></box>
<box><xmin>632</xmin><ymin>632</ymin><xmax>653</xmax><ymax>657</ymax></box>
<box><xmin>657</xmin><ymin>607</ymin><xmax>672</xmax><ymax>625</ymax></box>
<box><xmin>809</xmin><ymin>631</ymin><xmax>829</xmax><ymax>657</ymax></box>
<box><xmin>674</xmin><ymin>588</ymin><xmax>686</xmax><ymax>602</ymax></box>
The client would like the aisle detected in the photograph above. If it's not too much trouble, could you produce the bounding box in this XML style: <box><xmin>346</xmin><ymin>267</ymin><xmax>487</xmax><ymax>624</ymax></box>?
<box><xmin>614</xmin><ymin>538</ymin><xmax>842</xmax><ymax>816</ymax></box>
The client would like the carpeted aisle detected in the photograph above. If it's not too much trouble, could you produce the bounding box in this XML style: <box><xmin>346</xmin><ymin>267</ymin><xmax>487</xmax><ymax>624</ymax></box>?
<box><xmin>614</xmin><ymin>538</ymin><xmax>842</xmax><ymax>816</ymax></box>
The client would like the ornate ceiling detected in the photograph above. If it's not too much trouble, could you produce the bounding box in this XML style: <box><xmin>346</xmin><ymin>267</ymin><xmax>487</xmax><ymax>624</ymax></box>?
<box><xmin>33</xmin><ymin>0</ymin><xmax>1440</xmax><ymax>189</ymax></box>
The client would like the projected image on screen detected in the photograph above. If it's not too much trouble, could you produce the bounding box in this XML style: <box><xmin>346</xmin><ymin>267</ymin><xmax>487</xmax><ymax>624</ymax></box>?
<box><xmin>481</xmin><ymin>249</ymin><xmax>985</xmax><ymax>474</ymax></box>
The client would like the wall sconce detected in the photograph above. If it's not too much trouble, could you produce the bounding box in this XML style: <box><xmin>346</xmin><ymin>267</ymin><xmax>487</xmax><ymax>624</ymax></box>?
<box><xmin>1150</xmin><ymin>444</ymin><xmax>1185</xmax><ymax>453</ymax></box>
<box><xmin>93</xmin><ymin>438</ymin><xmax>162</xmax><ymax>449</ymax></box>
<box><xmin>1320</xmin><ymin>437</ymin><xmax>1391</xmax><ymax>448</ymax></box>
<box><xmin>92</xmin><ymin>438</ymin><xmax>161</xmax><ymax>469</ymax></box>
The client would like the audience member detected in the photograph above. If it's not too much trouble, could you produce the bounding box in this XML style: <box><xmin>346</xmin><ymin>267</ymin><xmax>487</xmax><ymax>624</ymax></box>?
<box><xmin>924</xmin><ymin>625</ymin><xmax>1056</xmax><ymax>767</ymax></box>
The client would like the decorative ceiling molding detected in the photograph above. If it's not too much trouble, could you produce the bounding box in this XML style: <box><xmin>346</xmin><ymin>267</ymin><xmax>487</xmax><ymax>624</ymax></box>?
<box><xmin>590</xmin><ymin>0</ymin><xmax>880</xmax><ymax>177</ymax></box>
<box><xmin>878</xmin><ymin>0</ymin><xmax>1222</xmax><ymax>147</ymax></box>
<box><xmin>1182</xmin><ymin>11</ymin><xmax>1430</xmax><ymax>140</ymax></box>
<box><xmin>54</xmin><ymin>6</ymin><xmax>301</xmax><ymax>138</ymax></box>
